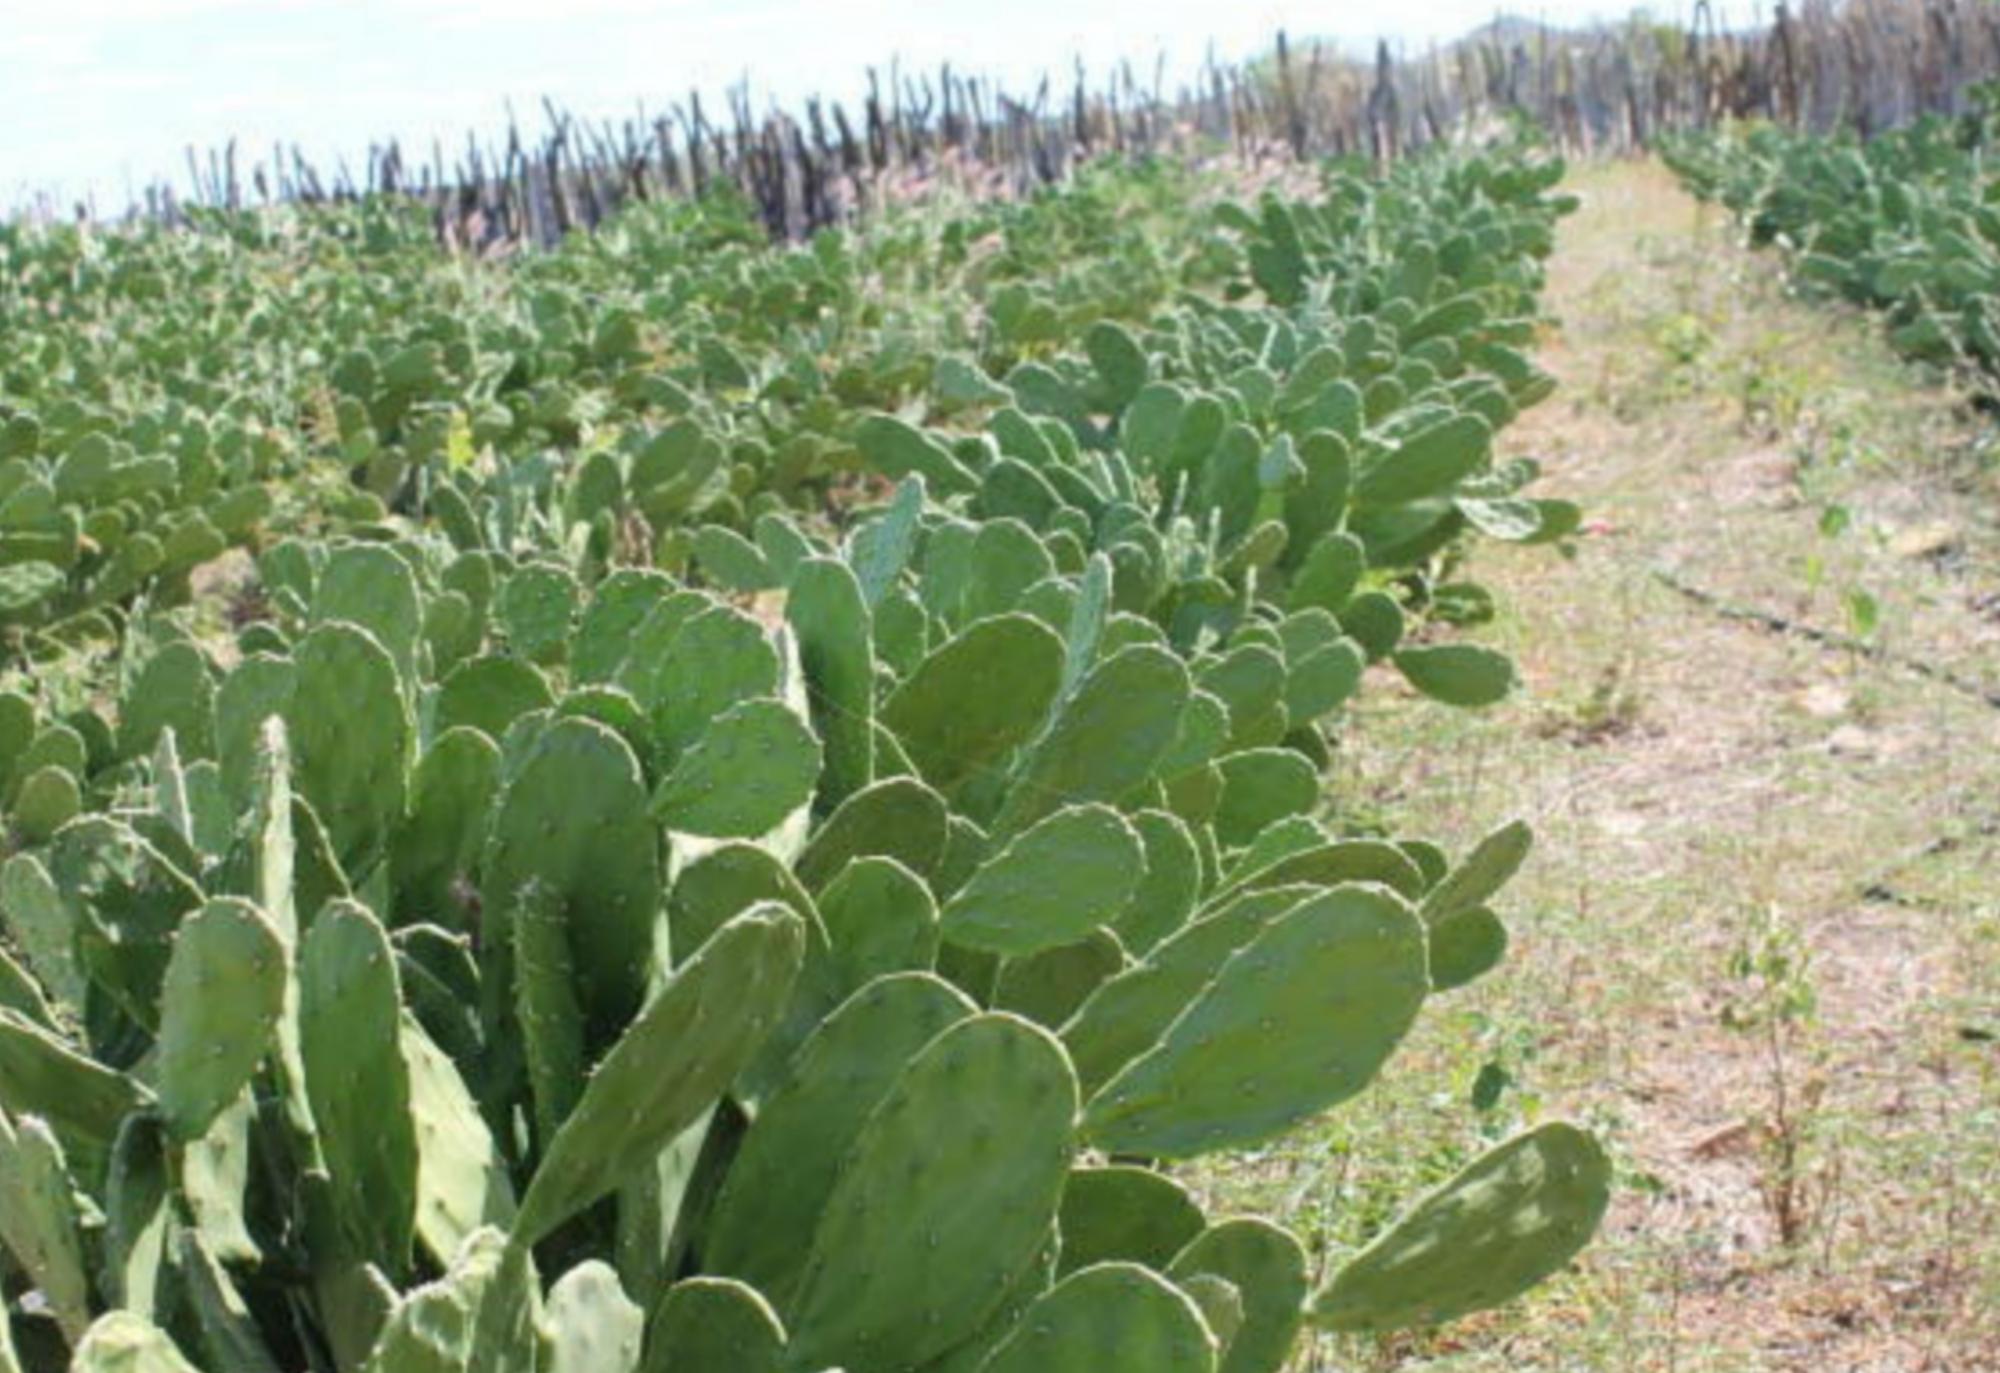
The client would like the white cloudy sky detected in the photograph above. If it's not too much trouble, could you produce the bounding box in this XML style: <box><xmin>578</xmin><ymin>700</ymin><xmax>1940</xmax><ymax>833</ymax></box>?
<box><xmin>3</xmin><ymin>0</ymin><xmax>1741</xmax><ymax>208</ymax></box>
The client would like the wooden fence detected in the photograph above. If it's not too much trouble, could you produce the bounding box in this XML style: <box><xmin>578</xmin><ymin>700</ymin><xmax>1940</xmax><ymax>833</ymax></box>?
<box><xmin>53</xmin><ymin>0</ymin><xmax>2000</xmax><ymax>247</ymax></box>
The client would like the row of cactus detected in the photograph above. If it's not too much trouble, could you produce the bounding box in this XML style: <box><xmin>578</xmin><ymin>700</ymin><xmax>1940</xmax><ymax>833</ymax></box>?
<box><xmin>2</xmin><ymin>136</ymin><xmax>1607</xmax><ymax>1371</ymax></box>
<box><xmin>0</xmin><ymin>413</ymin><xmax>274</xmax><ymax>647</ymax></box>
<box><xmin>2</xmin><ymin>142</ymin><xmax>1573</xmax><ymax>666</ymax></box>
<box><xmin>1</xmin><ymin>510</ymin><xmax>1609</xmax><ymax>1368</ymax></box>
<box><xmin>1663</xmin><ymin>96</ymin><xmax>2000</xmax><ymax>388</ymax></box>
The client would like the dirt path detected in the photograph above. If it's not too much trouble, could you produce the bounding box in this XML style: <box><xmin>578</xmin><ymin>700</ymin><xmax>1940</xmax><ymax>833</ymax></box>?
<box><xmin>1213</xmin><ymin>160</ymin><xmax>2000</xmax><ymax>1372</ymax></box>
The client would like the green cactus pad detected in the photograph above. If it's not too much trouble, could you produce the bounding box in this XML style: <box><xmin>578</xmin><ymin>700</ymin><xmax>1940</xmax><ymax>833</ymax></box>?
<box><xmin>101</xmin><ymin>1134</ymin><xmax>171</xmax><ymax>1318</ymax></box>
<box><xmin>182</xmin><ymin>1093</ymin><xmax>259</xmax><ymax>1266</ymax></box>
<box><xmin>47</xmin><ymin>815</ymin><xmax>204</xmax><ymax>1031</ymax></box>
<box><xmin>1334</xmin><ymin>590</ymin><xmax>1403</xmax><ymax>662</ymax></box>
<box><xmin>918</xmin><ymin>1226</ymin><xmax>1059</xmax><ymax>1373</ymax></box>
<box><xmin>313</xmin><ymin>542</ymin><xmax>424</xmax><ymax>685</ymax></box>
<box><xmin>1062</xmin><ymin>884</ymin><xmax>1319</xmax><ymax>1095</ymax></box>
<box><xmin>1198</xmin><ymin>646</ymin><xmax>1288</xmax><ymax>751</ymax></box>
<box><xmin>1429</xmin><ymin>906</ymin><xmax>1509</xmax><ymax>992</ymax></box>
<box><xmin>389</xmin><ymin>727</ymin><xmax>501</xmax><ymax>931</ymax></box>
<box><xmin>1086</xmin><ymin>320</ymin><xmax>1150</xmax><ymax>408</ymax></box>
<box><xmin>1281</xmin><ymin>634</ymin><xmax>1366</xmax><ymax>723</ymax></box>
<box><xmin>1222</xmin><ymin>819</ymin><xmax>1327</xmax><ymax>889</ymax></box>
<box><xmin>665</xmin><ymin>842</ymin><xmax>815</xmax><ymax>962</ymax></box>
<box><xmin>512</xmin><ymin>903</ymin><xmax>805</xmax><ymax>1246</ymax></box>
<box><xmin>1056</xmin><ymin>1166</ymin><xmax>1206</xmax><ymax>1277</ymax></box>
<box><xmin>872</xmin><ymin>583</ymin><xmax>931</xmax><ymax>675</ymax></box>
<box><xmin>118</xmin><ymin>641</ymin><xmax>216</xmax><ymax>762</ymax></box>
<box><xmin>1286</xmin><ymin>532</ymin><xmax>1366</xmax><ymax>616</ymax></box>
<box><xmin>286</xmin><ymin>622</ymin><xmax>409</xmax><ymax>873</ymax></box>
<box><xmin>1311</xmin><ymin>1122</ymin><xmax>1611</xmax><ymax>1332</ymax></box>
<box><xmin>992</xmin><ymin>645</ymin><xmax>1190</xmax><ymax>841</ymax></box>
<box><xmin>402</xmin><ymin>1011</ymin><xmax>515</xmax><ymax>1262</ymax></box>
<box><xmin>483</xmin><ymin>716</ymin><xmax>661</xmax><ymax>1046</ymax></box>
<box><xmin>0</xmin><ymin>1108</ymin><xmax>93</xmax><ymax>1343</ymax></box>
<box><xmin>707</xmin><ymin>972</ymin><xmax>977</xmax><ymax>1307</ymax></box>
<box><xmin>361</xmin><ymin>1225</ymin><xmax>507</xmax><ymax>1373</ymax></box>
<box><xmin>1393</xmin><ymin>643</ymin><xmax>1517</xmax><ymax>707</ymax></box>
<box><xmin>1083</xmin><ymin>885</ymin><xmax>1429</xmax><ymax>1158</ymax></box>
<box><xmin>466</xmin><ymin>1231</ymin><xmax>544</xmax><ymax>1373</ymax></box>
<box><xmin>543</xmin><ymin>1260</ymin><xmax>644</xmax><ymax>1373</ymax></box>
<box><xmin>1211</xmin><ymin>749</ymin><xmax>1320</xmax><ymax>848</ymax></box>
<box><xmin>653</xmin><ymin>697</ymin><xmax>821</xmax><ymax>839</ymax></box>
<box><xmin>495</xmin><ymin>562</ymin><xmax>580</xmax><ymax>664</ymax></box>
<box><xmin>641</xmin><ymin>1277</ymin><xmax>787</xmax><ymax>1373</ymax></box>
<box><xmin>993</xmin><ymin>930</ymin><xmax>1127</xmax><ymax>1028</ymax></box>
<box><xmin>1219</xmin><ymin>838</ymin><xmax>1425</xmax><ymax>901</ymax></box>
<box><xmin>1167</xmin><ymin>1219</ymin><xmax>1309</xmax><ymax>1373</ymax></box>
<box><xmin>435</xmin><ymin>655</ymin><xmax>556</xmax><ymax>741</ymax></box>
<box><xmin>816</xmin><ymin>856</ymin><xmax>940</xmax><ymax>995</ymax></box>
<box><xmin>156</xmin><ymin>897</ymin><xmax>285</xmax><ymax>1142</ymax></box>
<box><xmin>514</xmin><ymin>879</ymin><xmax>586</xmax><ymax>1149</ymax></box>
<box><xmin>881</xmin><ymin>614</ymin><xmax>1065</xmax><ymax>797</ymax></box>
<box><xmin>0</xmin><ymin>1006</ymin><xmax>151</xmax><ymax>1146</ymax></box>
<box><xmin>640</xmin><ymin>602</ymin><xmax>780</xmax><ymax>765</ymax></box>
<box><xmin>787</xmin><ymin>1012</ymin><xmax>1079</xmax><ymax>1370</ymax></box>
<box><xmin>961</xmin><ymin>521</ymin><xmax>1057</xmax><ymax>624</ymax></box>
<box><xmin>1112</xmin><ymin>811</ymin><xmax>1201</xmax><ymax>956</ymax></box>
<box><xmin>178</xmin><ymin>1227</ymin><xmax>286</xmax><ymax>1372</ymax></box>
<box><xmin>785</xmin><ymin>556</ymin><xmax>875</xmax><ymax>814</ymax></box>
<box><xmin>0</xmin><ymin>854</ymin><xmax>82</xmax><ymax>1013</ymax></box>
<box><xmin>571</xmin><ymin>569</ymin><xmax>673</xmax><ymax>685</ymax></box>
<box><xmin>67</xmin><ymin>1312</ymin><xmax>203</xmax><ymax>1372</ymax></box>
<box><xmin>1422</xmin><ymin>819</ymin><xmax>1533</xmax><ymax>923</ymax></box>
<box><xmin>0</xmin><ymin>944</ymin><xmax>53</xmax><ymax>1029</ymax></box>
<box><xmin>857</xmin><ymin>414</ymin><xmax>979</xmax><ymax>495</ymax></box>
<box><xmin>845</xmin><ymin>475</ymin><xmax>926</xmax><ymax>609</ymax></box>
<box><xmin>300</xmin><ymin>900</ymin><xmax>419</xmax><ymax>1279</ymax></box>
<box><xmin>941</xmin><ymin>804</ymin><xmax>1144</xmax><ymax>956</ymax></box>
<box><xmin>976</xmin><ymin>1262</ymin><xmax>1218</xmax><ymax>1373</ymax></box>
<box><xmin>795</xmin><ymin>775</ymin><xmax>949</xmax><ymax>891</ymax></box>
<box><xmin>10</xmin><ymin>765</ymin><xmax>79</xmax><ymax>844</ymax></box>
<box><xmin>214</xmin><ymin>652</ymin><xmax>296</xmax><ymax>808</ymax></box>
<box><xmin>1353</xmin><ymin>413</ymin><xmax>1492</xmax><ymax>506</ymax></box>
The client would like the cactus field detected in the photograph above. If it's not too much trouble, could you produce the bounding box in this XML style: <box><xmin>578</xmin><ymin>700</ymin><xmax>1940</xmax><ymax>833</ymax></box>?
<box><xmin>6</xmin><ymin>55</ymin><xmax>2000</xmax><ymax>1370</ymax></box>
<box><xmin>0</xmin><ymin>135</ymin><xmax>1635</xmax><ymax>1372</ymax></box>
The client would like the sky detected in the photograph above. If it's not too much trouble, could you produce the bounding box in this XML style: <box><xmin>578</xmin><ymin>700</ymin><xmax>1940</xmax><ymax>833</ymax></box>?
<box><xmin>2</xmin><ymin>0</ymin><xmax>1701</xmax><ymax>211</ymax></box>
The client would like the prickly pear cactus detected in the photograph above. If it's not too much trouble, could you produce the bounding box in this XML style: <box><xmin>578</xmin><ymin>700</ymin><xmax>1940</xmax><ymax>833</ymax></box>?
<box><xmin>786</xmin><ymin>1013</ymin><xmax>1080</xmax><ymax>1371</ymax></box>
<box><xmin>512</xmin><ymin>903</ymin><xmax>805</xmax><ymax>1246</ymax></box>
<box><xmin>1312</xmin><ymin>1122</ymin><xmax>1612</xmax><ymax>1333</ymax></box>
<box><xmin>0</xmin><ymin>140</ymin><xmax>1605</xmax><ymax>1373</ymax></box>
<box><xmin>976</xmin><ymin>1263</ymin><xmax>1218</xmax><ymax>1373</ymax></box>
<box><xmin>155</xmin><ymin>897</ymin><xmax>285</xmax><ymax>1142</ymax></box>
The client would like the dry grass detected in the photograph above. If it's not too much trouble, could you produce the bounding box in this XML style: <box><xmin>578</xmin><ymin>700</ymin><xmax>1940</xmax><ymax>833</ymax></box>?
<box><xmin>1200</xmin><ymin>159</ymin><xmax>2000</xmax><ymax>1372</ymax></box>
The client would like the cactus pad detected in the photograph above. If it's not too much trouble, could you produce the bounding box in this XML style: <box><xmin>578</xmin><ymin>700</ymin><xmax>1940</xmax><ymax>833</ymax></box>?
<box><xmin>68</xmin><ymin>1312</ymin><xmax>203</xmax><ymax>1372</ymax></box>
<box><xmin>1056</xmin><ymin>1166</ymin><xmax>1206</xmax><ymax>1277</ymax></box>
<box><xmin>543</xmin><ymin>1261</ymin><xmax>643</xmax><ymax>1373</ymax></box>
<box><xmin>155</xmin><ymin>897</ymin><xmax>285</xmax><ymax>1142</ymax></box>
<box><xmin>1083</xmin><ymin>885</ymin><xmax>1428</xmax><ymax>1158</ymax></box>
<box><xmin>975</xmin><ymin>1262</ymin><xmax>1217</xmax><ymax>1373</ymax></box>
<box><xmin>512</xmin><ymin>903</ymin><xmax>804</xmax><ymax>1246</ymax></box>
<box><xmin>300</xmin><ymin>899</ymin><xmax>419</xmax><ymax>1278</ymax></box>
<box><xmin>708</xmin><ymin>972</ymin><xmax>976</xmax><ymax>1305</ymax></box>
<box><xmin>1311</xmin><ymin>1122</ymin><xmax>1610</xmax><ymax>1332</ymax></box>
<box><xmin>642</xmin><ymin>1277</ymin><xmax>786</xmax><ymax>1373</ymax></box>
<box><xmin>941</xmin><ymin>804</ymin><xmax>1144</xmax><ymax>956</ymax></box>
<box><xmin>653</xmin><ymin>697</ymin><xmax>821</xmax><ymax>839</ymax></box>
<box><xmin>880</xmin><ymin>614</ymin><xmax>1065</xmax><ymax>796</ymax></box>
<box><xmin>786</xmin><ymin>1012</ymin><xmax>1079</xmax><ymax>1371</ymax></box>
<box><xmin>1167</xmin><ymin>1218</ymin><xmax>1309</xmax><ymax>1373</ymax></box>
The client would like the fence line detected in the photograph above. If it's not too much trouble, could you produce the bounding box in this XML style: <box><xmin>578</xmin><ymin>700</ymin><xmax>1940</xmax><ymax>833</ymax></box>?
<box><xmin>33</xmin><ymin>0</ymin><xmax>2000</xmax><ymax>248</ymax></box>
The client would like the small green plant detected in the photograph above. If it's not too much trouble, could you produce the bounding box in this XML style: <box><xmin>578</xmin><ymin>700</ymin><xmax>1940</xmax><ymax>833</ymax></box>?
<box><xmin>1720</xmin><ymin>902</ymin><xmax>1826</xmax><ymax>1248</ymax></box>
